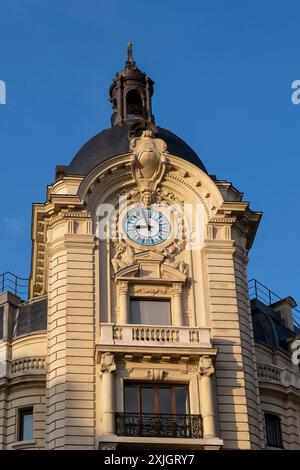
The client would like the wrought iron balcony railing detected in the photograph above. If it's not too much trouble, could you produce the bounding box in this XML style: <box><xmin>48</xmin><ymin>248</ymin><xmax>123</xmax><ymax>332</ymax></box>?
<box><xmin>115</xmin><ymin>413</ymin><xmax>203</xmax><ymax>439</ymax></box>
<box><xmin>249</xmin><ymin>278</ymin><xmax>300</xmax><ymax>328</ymax></box>
<box><xmin>0</xmin><ymin>271</ymin><xmax>29</xmax><ymax>298</ymax></box>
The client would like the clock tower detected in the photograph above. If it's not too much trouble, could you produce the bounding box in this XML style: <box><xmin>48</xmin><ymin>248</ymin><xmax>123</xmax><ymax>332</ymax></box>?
<box><xmin>3</xmin><ymin>45</ymin><xmax>270</xmax><ymax>450</ymax></box>
<box><xmin>40</xmin><ymin>44</ymin><xmax>263</xmax><ymax>450</ymax></box>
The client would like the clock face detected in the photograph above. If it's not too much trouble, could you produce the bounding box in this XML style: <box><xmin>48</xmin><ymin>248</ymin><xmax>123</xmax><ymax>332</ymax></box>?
<box><xmin>126</xmin><ymin>208</ymin><xmax>171</xmax><ymax>246</ymax></box>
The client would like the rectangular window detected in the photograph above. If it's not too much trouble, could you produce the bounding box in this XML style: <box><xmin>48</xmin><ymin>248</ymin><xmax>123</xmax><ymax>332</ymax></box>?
<box><xmin>118</xmin><ymin>383</ymin><xmax>200</xmax><ymax>439</ymax></box>
<box><xmin>18</xmin><ymin>408</ymin><xmax>33</xmax><ymax>441</ymax></box>
<box><xmin>124</xmin><ymin>382</ymin><xmax>189</xmax><ymax>415</ymax></box>
<box><xmin>265</xmin><ymin>413</ymin><xmax>283</xmax><ymax>448</ymax></box>
<box><xmin>130</xmin><ymin>299</ymin><xmax>171</xmax><ymax>325</ymax></box>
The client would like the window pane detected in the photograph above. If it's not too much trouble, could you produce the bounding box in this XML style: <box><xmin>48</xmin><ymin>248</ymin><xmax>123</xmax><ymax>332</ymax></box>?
<box><xmin>141</xmin><ymin>388</ymin><xmax>154</xmax><ymax>413</ymax></box>
<box><xmin>158</xmin><ymin>388</ymin><xmax>172</xmax><ymax>414</ymax></box>
<box><xmin>130</xmin><ymin>300</ymin><xmax>171</xmax><ymax>325</ymax></box>
<box><xmin>265</xmin><ymin>413</ymin><xmax>283</xmax><ymax>448</ymax></box>
<box><xmin>175</xmin><ymin>387</ymin><xmax>189</xmax><ymax>414</ymax></box>
<box><xmin>124</xmin><ymin>384</ymin><xmax>138</xmax><ymax>413</ymax></box>
<box><xmin>19</xmin><ymin>409</ymin><xmax>33</xmax><ymax>441</ymax></box>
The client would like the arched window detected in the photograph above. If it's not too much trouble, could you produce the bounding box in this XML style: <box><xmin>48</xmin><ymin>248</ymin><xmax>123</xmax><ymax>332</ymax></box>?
<box><xmin>126</xmin><ymin>90</ymin><xmax>144</xmax><ymax>119</ymax></box>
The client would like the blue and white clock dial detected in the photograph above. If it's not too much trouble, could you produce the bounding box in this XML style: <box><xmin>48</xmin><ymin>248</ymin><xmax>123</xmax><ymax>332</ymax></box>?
<box><xmin>126</xmin><ymin>209</ymin><xmax>171</xmax><ymax>246</ymax></box>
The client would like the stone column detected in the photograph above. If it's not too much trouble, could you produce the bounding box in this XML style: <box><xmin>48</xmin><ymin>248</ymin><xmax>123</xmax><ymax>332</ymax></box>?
<box><xmin>118</xmin><ymin>281</ymin><xmax>129</xmax><ymax>324</ymax></box>
<box><xmin>199</xmin><ymin>356</ymin><xmax>217</xmax><ymax>438</ymax></box>
<box><xmin>100</xmin><ymin>353</ymin><xmax>116</xmax><ymax>435</ymax></box>
<box><xmin>172</xmin><ymin>283</ymin><xmax>183</xmax><ymax>326</ymax></box>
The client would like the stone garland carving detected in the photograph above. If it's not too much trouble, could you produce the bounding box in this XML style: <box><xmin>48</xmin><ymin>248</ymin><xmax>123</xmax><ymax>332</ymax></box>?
<box><xmin>129</xmin><ymin>285</ymin><xmax>171</xmax><ymax>296</ymax></box>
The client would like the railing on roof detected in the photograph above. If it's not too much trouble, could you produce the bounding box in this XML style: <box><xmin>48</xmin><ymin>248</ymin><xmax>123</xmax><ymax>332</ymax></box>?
<box><xmin>0</xmin><ymin>271</ymin><xmax>29</xmax><ymax>298</ymax></box>
<box><xmin>249</xmin><ymin>278</ymin><xmax>300</xmax><ymax>329</ymax></box>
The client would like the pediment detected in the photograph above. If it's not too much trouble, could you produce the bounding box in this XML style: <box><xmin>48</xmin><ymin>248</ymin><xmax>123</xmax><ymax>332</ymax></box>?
<box><xmin>114</xmin><ymin>264</ymin><xmax>139</xmax><ymax>280</ymax></box>
<box><xmin>161</xmin><ymin>264</ymin><xmax>187</xmax><ymax>282</ymax></box>
<box><xmin>114</xmin><ymin>259</ymin><xmax>186</xmax><ymax>284</ymax></box>
<box><xmin>135</xmin><ymin>251</ymin><xmax>164</xmax><ymax>262</ymax></box>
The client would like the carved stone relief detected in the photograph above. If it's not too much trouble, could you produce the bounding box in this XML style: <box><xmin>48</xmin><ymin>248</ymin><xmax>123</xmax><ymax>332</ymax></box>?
<box><xmin>163</xmin><ymin>240</ymin><xmax>189</xmax><ymax>275</ymax></box>
<box><xmin>130</xmin><ymin>129</ymin><xmax>167</xmax><ymax>196</ymax></box>
<box><xmin>146</xmin><ymin>369</ymin><xmax>169</xmax><ymax>381</ymax></box>
<box><xmin>129</xmin><ymin>285</ymin><xmax>172</xmax><ymax>296</ymax></box>
<box><xmin>99</xmin><ymin>352</ymin><xmax>116</xmax><ymax>377</ymax></box>
<box><xmin>198</xmin><ymin>356</ymin><xmax>214</xmax><ymax>377</ymax></box>
<box><xmin>111</xmin><ymin>241</ymin><xmax>135</xmax><ymax>273</ymax></box>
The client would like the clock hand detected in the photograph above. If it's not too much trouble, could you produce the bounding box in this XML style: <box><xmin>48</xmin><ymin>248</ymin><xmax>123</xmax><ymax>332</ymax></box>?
<box><xmin>144</xmin><ymin>210</ymin><xmax>150</xmax><ymax>228</ymax></box>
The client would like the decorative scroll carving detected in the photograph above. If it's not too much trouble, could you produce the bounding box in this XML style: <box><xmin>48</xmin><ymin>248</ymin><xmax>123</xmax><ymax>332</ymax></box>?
<box><xmin>198</xmin><ymin>356</ymin><xmax>214</xmax><ymax>377</ymax></box>
<box><xmin>100</xmin><ymin>352</ymin><xmax>116</xmax><ymax>376</ymax></box>
<box><xmin>115</xmin><ymin>412</ymin><xmax>203</xmax><ymax>439</ymax></box>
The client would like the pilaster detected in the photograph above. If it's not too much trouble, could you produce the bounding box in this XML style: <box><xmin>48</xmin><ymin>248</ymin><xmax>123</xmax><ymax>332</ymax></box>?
<box><xmin>45</xmin><ymin>215</ymin><xmax>96</xmax><ymax>449</ymax></box>
<box><xmin>203</xmin><ymin>236</ymin><xmax>253</xmax><ymax>449</ymax></box>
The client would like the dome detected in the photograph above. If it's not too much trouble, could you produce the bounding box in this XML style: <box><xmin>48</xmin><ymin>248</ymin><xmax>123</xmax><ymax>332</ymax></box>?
<box><xmin>65</xmin><ymin>122</ymin><xmax>207</xmax><ymax>176</ymax></box>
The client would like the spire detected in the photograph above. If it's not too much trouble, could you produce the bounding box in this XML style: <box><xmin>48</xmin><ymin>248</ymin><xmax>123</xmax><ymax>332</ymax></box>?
<box><xmin>109</xmin><ymin>45</ymin><xmax>155</xmax><ymax>127</ymax></box>
<box><xmin>126</xmin><ymin>42</ymin><xmax>135</xmax><ymax>67</ymax></box>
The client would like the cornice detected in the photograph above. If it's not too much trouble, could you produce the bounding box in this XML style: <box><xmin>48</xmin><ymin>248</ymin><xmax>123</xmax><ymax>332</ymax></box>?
<box><xmin>0</xmin><ymin>377</ymin><xmax>46</xmax><ymax>392</ymax></box>
<box><xmin>95</xmin><ymin>345</ymin><xmax>218</xmax><ymax>364</ymax></box>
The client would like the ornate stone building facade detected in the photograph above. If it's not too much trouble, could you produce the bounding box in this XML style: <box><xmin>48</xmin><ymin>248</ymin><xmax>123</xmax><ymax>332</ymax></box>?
<box><xmin>0</xmin><ymin>46</ymin><xmax>299</xmax><ymax>450</ymax></box>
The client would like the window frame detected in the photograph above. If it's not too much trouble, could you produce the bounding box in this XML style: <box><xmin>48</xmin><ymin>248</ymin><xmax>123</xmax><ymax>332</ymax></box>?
<box><xmin>18</xmin><ymin>407</ymin><xmax>34</xmax><ymax>442</ymax></box>
<box><xmin>265</xmin><ymin>412</ymin><xmax>283</xmax><ymax>449</ymax></box>
<box><xmin>129</xmin><ymin>297</ymin><xmax>172</xmax><ymax>326</ymax></box>
<box><xmin>124</xmin><ymin>382</ymin><xmax>190</xmax><ymax>415</ymax></box>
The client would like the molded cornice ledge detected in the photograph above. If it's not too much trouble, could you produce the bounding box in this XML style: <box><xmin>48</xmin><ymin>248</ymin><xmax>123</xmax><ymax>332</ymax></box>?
<box><xmin>216</xmin><ymin>201</ymin><xmax>262</xmax><ymax>249</ymax></box>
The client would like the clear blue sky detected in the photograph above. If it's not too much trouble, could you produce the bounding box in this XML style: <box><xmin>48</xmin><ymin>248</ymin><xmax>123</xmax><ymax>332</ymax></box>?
<box><xmin>0</xmin><ymin>0</ymin><xmax>299</xmax><ymax>302</ymax></box>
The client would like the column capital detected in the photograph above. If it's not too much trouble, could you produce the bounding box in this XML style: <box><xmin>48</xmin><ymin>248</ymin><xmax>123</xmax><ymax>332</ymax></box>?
<box><xmin>118</xmin><ymin>281</ymin><xmax>129</xmax><ymax>294</ymax></box>
<box><xmin>198</xmin><ymin>355</ymin><xmax>214</xmax><ymax>377</ymax></box>
<box><xmin>100</xmin><ymin>352</ymin><xmax>116</xmax><ymax>376</ymax></box>
<box><xmin>172</xmin><ymin>282</ymin><xmax>182</xmax><ymax>295</ymax></box>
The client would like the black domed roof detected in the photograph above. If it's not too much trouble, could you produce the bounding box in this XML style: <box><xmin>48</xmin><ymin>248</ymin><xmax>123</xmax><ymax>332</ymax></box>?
<box><xmin>65</xmin><ymin>123</ymin><xmax>207</xmax><ymax>176</ymax></box>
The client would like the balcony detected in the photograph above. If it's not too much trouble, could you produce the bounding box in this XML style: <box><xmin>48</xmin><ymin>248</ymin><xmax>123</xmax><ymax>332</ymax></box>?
<box><xmin>99</xmin><ymin>324</ymin><xmax>211</xmax><ymax>349</ymax></box>
<box><xmin>115</xmin><ymin>413</ymin><xmax>203</xmax><ymax>439</ymax></box>
<box><xmin>257</xmin><ymin>363</ymin><xmax>300</xmax><ymax>389</ymax></box>
<box><xmin>257</xmin><ymin>363</ymin><xmax>282</xmax><ymax>383</ymax></box>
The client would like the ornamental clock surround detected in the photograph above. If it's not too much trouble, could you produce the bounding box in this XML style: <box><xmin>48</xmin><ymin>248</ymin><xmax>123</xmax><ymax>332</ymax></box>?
<box><xmin>126</xmin><ymin>208</ymin><xmax>171</xmax><ymax>246</ymax></box>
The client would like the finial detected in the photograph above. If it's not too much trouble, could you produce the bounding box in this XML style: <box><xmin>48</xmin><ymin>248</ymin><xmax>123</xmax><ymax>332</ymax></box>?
<box><xmin>126</xmin><ymin>42</ymin><xmax>135</xmax><ymax>66</ymax></box>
